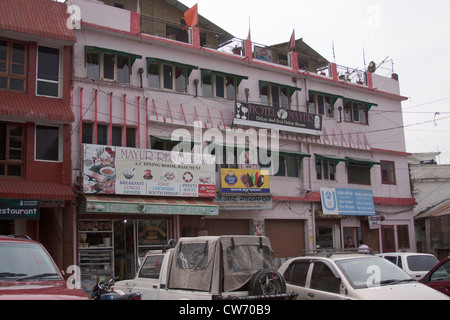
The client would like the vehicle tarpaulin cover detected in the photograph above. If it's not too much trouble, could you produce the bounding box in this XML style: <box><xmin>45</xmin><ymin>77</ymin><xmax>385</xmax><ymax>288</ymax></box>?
<box><xmin>167</xmin><ymin>236</ymin><xmax>276</xmax><ymax>293</ymax></box>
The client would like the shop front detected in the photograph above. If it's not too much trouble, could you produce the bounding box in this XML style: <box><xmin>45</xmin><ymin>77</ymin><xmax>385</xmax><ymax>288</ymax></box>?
<box><xmin>78</xmin><ymin>144</ymin><xmax>217</xmax><ymax>290</ymax></box>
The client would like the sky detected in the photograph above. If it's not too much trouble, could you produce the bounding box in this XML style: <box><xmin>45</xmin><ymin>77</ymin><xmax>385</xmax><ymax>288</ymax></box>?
<box><xmin>179</xmin><ymin>0</ymin><xmax>450</xmax><ymax>164</ymax></box>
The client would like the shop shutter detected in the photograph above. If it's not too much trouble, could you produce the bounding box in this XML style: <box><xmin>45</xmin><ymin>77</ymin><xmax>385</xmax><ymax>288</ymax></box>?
<box><xmin>205</xmin><ymin>219</ymin><xmax>250</xmax><ymax>236</ymax></box>
<box><xmin>265</xmin><ymin>219</ymin><xmax>305</xmax><ymax>258</ymax></box>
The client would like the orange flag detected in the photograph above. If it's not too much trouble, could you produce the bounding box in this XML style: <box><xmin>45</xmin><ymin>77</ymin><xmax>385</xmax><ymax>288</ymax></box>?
<box><xmin>184</xmin><ymin>4</ymin><xmax>199</xmax><ymax>27</ymax></box>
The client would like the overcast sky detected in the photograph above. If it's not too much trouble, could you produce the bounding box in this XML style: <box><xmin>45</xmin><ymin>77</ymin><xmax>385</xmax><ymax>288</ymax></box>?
<box><xmin>179</xmin><ymin>0</ymin><xmax>450</xmax><ymax>164</ymax></box>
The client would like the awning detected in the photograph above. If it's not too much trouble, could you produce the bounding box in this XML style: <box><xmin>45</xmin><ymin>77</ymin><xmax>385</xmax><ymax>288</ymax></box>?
<box><xmin>259</xmin><ymin>80</ymin><xmax>302</xmax><ymax>96</ymax></box>
<box><xmin>315</xmin><ymin>154</ymin><xmax>346</xmax><ymax>164</ymax></box>
<box><xmin>85</xmin><ymin>46</ymin><xmax>142</xmax><ymax>66</ymax></box>
<box><xmin>308</xmin><ymin>90</ymin><xmax>343</xmax><ymax>103</ymax></box>
<box><xmin>0</xmin><ymin>181</ymin><xmax>75</xmax><ymax>201</ymax></box>
<box><xmin>83</xmin><ymin>195</ymin><xmax>219</xmax><ymax>216</ymax></box>
<box><xmin>201</xmin><ymin>69</ymin><xmax>249</xmax><ymax>86</ymax></box>
<box><xmin>343</xmin><ymin>98</ymin><xmax>378</xmax><ymax>110</ymax></box>
<box><xmin>147</xmin><ymin>58</ymin><xmax>198</xmax><ymax>76</ymax></box>
<box><xmin>278</xmin><ymin>150</ymin><xmax>311</xmax><ymax>159</ymax></box>
<box><xmin>0</xmin><ymin>91</ymin><xmax>75</xmax><ymax>123</ymax></box>
<box><xmin>345</xmin><ymin>157</ymin><xmax>381</xmax><ymax>168</ymax></box>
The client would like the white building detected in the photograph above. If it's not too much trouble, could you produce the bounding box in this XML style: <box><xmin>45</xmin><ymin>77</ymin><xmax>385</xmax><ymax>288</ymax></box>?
<box><xmin>70</xmin><ymin>0</ymin><xmax>416</xmax><ymax>284</ymax></box>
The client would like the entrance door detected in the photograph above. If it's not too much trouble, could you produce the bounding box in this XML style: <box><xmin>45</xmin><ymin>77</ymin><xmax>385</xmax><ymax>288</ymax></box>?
<box><xmin>113</xmin><ymin>220</ymin><xmax>136</xmax><ymax>280</ymax></box>
<box><xmin>381</xmin><ymin>225</ymin><xmax>396</xmax><ymax>253</ymax></box>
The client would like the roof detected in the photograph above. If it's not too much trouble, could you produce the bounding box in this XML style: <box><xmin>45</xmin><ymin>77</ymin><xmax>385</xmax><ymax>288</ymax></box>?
<box><xmin>0</xmin><ymin>0</ymin><xmax>76</xmax><ymax>43</ymax></box>
<box><xmin>0</xmin><ymin>181</ymin><xmax>75</xmax><ymax>201</ymax></box>
<box><xmin>415</xmin><ymin>199</ymin><xmax>450</xmax><ymax>220</ymax></box>
<box><xmin>0</xmin><ymin>92</ymin><xmax>75</xmax><ymax>123</ymax></box>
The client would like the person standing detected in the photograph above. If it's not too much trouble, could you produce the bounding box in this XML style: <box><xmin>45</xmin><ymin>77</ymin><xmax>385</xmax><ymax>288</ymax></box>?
<box><xmin>358</xmin><ymin>240</ymin><xmax>370</xmax><ymax>254</ymax></box>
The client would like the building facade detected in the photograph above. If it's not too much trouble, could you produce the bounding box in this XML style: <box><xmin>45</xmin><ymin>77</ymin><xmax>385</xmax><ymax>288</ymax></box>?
<box><xmin>0</xmin><ymin>0</ymin><xmax>76</xmax><ymax>270</ymax></box>
<box><xmin>69</xmin><ymin>0</ymin><xmax>416</xmax><ymax>287</ymax></box>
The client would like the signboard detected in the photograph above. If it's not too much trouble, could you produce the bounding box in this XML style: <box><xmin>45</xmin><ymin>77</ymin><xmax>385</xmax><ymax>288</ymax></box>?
<box><xmin>82</xmin><ymin>144</ymin><xmax>216</xmax><ymax>198</ymax></box>
<box><xmin>0</xmin><ymin>199</ymin><xmax>40</xmax><ymax>220</ymax></box>
<box><xmin>221</xmin><ymin>168</ymin><xmax>270</xmax><ymax>193</ymax></box>
<box><xmin>320</xmin><ymin>188</ymin><xmax>375</xmax><ymax>216</ymax></box>
<box><xmin>234</xmin><ymin>102</ymin><xmax>322</xmax><ymax>136</ymax></box>
<box><xmin>86</xmin><ymin>200</ymin><xmax>219</xmax><ymax>216</ymax></box>
<box><xmin>215</xmin><ymin>195</ymin><xmax>272</xmax><ymax>210</ymax></box>
<box><xmin>369</xmin><ymin>216</ymin><xmax>382</xmax><ymax>229</ymax></box>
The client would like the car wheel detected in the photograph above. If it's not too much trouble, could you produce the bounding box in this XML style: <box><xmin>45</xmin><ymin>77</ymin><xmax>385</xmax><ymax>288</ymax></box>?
<box><xmin>248</xmin><ymin>269</ymin><xmax>286</xmax><ymax>296</ymax></box>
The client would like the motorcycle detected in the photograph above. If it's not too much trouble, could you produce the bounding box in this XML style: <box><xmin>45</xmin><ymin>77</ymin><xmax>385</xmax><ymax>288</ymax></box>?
<box><xmin>91</xmin><ymin>278</ymin><xmax>142</xmax><ymax>300</ymax></box>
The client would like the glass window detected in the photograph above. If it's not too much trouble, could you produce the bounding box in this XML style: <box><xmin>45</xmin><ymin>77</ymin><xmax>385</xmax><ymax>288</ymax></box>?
<box><xmin>261</xmin><ymin>84</ymin><xmax>291</xmax><ymax>109</ymax></box>
<box><xmin>0</xmin><ymin>122</ymin><xmax>25</xmax><ymax>177</ymax></box>
<box><xmin>112</xmin><ymin>126</ymin><xmax>122</xmax><ymax>146</ymax></box>
<box><xmin>0</xmin><ymin>39</ymin><xmax>27</xmax><ymax>92</ymax></box>
<box><xmin>175</xmin><ymin>66</ymin><xmax>187</xmax><ymax>93</ymax></box>
<box><xmin>381</xmin><ymin>161</ymin><xmax>396</xmax><ymax>184</ymax></box>
<box><xmin>215</xmin><ymin>74</ymin><xmax>225</xmax><ymax>98</ymax></box>
<box><xmin>397</xmin><ymin>225</ymin><xmax>410</xmax><ymax>250</ymax></box>
<box><xmin>138</xmin><ymin>255</ymin><xmax>165</xmax><ymax>279</ymax></box>
<box><xmin>226</xmin><ymin>76</ymin><xmax>236</xmax><ymax>101</ymax></box>
<box><xmin>126</xmin><ymin>127</ymin><xmax>136</xmax><ymax>148</ymax></box>
<box><xmin>82</xmin><ymin>122</ymin><xmax>93</xmax><ymax>144</ymax></box>
<box><xmin>97</xmin><ymin>124</ymin><xmax>108</xmax><ymax>146</ymax></box>
<box><xmin>148</xmin><ymin>62</ymin><xmax>159</xmax><ymax>88</ymax></box>
<box><xmin>347</xmin><ymin>162</ymin><xmax>371</xmax><ymax>185</ymax></box>
<box><xmin>430</xmin><ymin>261</ymin><xmax>450</xmax><ymax>282</ymax></box>
<box><xmin>284</xmin><ymin>260</ymin><xmax>310</xmax><ymax>287</ymax></box>
<box><xmin>36</xmin><ymin>125</ymin><xmax>59</xmax><ymax>161</ymax></box>
<box><xmin>103</xmin><ymin>53</ymin><xmax>115</xmax><ymax>80</ymax></box>
<box><xmin>407</xmin><ymin>255</ymin><xmax>439</xmax><ymax>272</ymax></box>
<box><xmin>116</xmin><ymin>55</ymin><xmax>130</xmax><ymax>84</ymax></box>
<box><xmin>310</xmin><ymin>262</ymin><xmax>341</xmax><ymax>293</ymax></box>
<box><xmin>87</xmin><ymin>52</ymin><xmax>100</xmax><ymax>79</ymax></box>
<box><xmin>163</xmin><ymin>64</ymin><xmax>173</xmax><ymax>90</ymax></box>
<box><xmin>37</xmin><ymin>46</ymin><xmax>60</xmax><ymax>97</ymax></box>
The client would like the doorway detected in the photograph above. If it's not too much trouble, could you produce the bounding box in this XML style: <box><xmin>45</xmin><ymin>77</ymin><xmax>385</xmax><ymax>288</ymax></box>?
<box><xmin>113</xmin><ymin>220</ymin><xmax>136</xmax><ymax>280</ymax></box>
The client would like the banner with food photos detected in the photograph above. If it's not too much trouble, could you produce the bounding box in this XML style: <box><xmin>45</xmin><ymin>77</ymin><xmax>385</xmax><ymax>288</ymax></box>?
<box><xmin>82</xmin><ymin>144</ymin><xmax>216</xmax><ymax>198</ymax></box>
<box><xmin>220</xmin><ymin>168</ymin><xmax>270</xmax><ymax>193</ymax></box>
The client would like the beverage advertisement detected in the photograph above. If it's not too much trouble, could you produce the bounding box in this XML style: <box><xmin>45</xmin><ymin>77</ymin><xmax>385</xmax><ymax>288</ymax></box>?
<box><xmin>82</xmin><ymin>144</ymin><xmax>216</xmax><ymax>198</ymax></box>
<box><xmin>220</xmin><ymin>168</ymin><xmax>270</xmax><ymax>193</ymax></box>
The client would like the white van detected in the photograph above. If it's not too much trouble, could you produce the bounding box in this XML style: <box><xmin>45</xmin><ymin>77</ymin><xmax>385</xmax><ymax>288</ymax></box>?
<box><xmin>377</xmin><ymin>252</ymin><xmax>439</xmax><ymax>280</ymax></box>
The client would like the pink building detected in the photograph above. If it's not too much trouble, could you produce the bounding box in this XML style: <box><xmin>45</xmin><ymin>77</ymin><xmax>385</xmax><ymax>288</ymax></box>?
<box><xmin>70</xmin><ymin>0</ymin><xmax>415</xmax><ymax>285</ymax></box>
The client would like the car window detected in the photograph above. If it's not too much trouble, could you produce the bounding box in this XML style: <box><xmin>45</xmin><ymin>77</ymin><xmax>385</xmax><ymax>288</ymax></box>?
<box><xmin>430</xmin><ymin>260</ymin><xmax>450</xmax><ymax>282</ymax></box>
<box><xmin>310</xmin><ymin>261</ymin><xmax>341</xmax><ymax>294</ymax></box>
<box><xmin>0</xmin><ymin>242</ymin><xmax>61</xmax><ymax>281</ymax></box>
<box><xmin>407</xmin><ymin>255</ymin><xmax>439</xmax><ymax>272</ymax></box>
<box><xmin>138</xmin><ymin>255</ymin><xmax>164</xmax><ymax>279</ymax></box>
<box><xmin>284</xmin><ymin>260</ymin><xmax>310</xmax><ymax>287</ymax></box>
<box><xmin>384</xmin><ymin>256</ymin><xmax>397</xmax><ymax>265</ymax></box>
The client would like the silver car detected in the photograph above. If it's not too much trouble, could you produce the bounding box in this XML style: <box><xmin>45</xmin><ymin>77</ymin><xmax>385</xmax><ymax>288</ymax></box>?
<box><xmin>278</xmin><ymin>253</ymin><xmax>449</xmax><ymax>300</ymax></box>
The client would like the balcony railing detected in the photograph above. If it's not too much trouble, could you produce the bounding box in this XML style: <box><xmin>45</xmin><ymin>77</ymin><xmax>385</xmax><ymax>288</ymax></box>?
<box><xmin>140</xmin><ymin>14</ymin><xmax>192</xmax><ymax>44</ymax></box>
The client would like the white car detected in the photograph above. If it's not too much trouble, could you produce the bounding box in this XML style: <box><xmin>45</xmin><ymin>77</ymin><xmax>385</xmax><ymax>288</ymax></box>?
<box><xmin>278</xmin><ymin>253</ymin><xmax>449</xmax><ymax>300</ymax></box>
<box><xmin>377</xmin><ymin>252</ymin><xmax>439</xmax><ymax>280</ymax></box>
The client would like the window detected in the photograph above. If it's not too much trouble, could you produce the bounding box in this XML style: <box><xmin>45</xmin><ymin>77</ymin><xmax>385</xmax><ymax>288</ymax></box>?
<box><xmin>126</xmin><ymin>127</ymin><xmax>136</xmax><ymax>148</ymax></box>
<box><xmin>381</xmin><ymin>161</ymin><xmax>396</xmax><ymax>184</ymax></box>
<box><xmin>316</xmin><ymin>159</ymin><xmax>336</xmax><ymax>181</ymax></box>
<box><xmin>37</xmin><ymin>46</ymin><xmax>60</xmax><ymax>97</ymax></box>
<box><xmin>310</xmin><ymin>262</ymin><xmax>341</xmax><ymax>294</ymax></box>
<box><xmin>310</xmin><ymin>94</ymin><xmax>334</xmax><ymax>117</ymax></box>
<box><xmin>260</xmin><ymin>152</ymin><xmax>303</xmax><ymax>178</ymax></box>
<box><xmin>138</xmin><ymin>255</ymin><xmax>164</xmax><ymax>279</ymax></box>
<box><xmin>112</xmin><ymin>126</ymin><xmax>122</xmax><ymax>147</ymax></box>
<box><xmin>0</xmin><ymin>122</ymin><xmax>25</xmax><ymax>177</ymax></box>
<box><xmin>148</xmin><ymin>62</ymin><xmax>189</xmax><ymax>93</ymax></box>
<box><xmin>260</xmin><ymin>84</ymin><xmax>290</xmax><ymax>109</ymax></box>
<box><xmin>35</xmin><ymin>125</ymin><xmax>60</xmax><ymax>162</ymax></box>
<box><xmin>283</xmin><ymin>260</ymin><xmax>310</xmax><ymax>287</ymax></box>
<box><xmin>344</xmin><ymin>101</ymin><xmax>369</xmax><ymax>125</ymax></box>
<box><xmin>86</xmin><ymin>49</ymin><xmax>135</xmax><ymax>84</ymax></box>
<box><xmin>82</xmin><ymin>122</ymin><xmax>108</xmax><ymax>145</ymax></box>
<box><xmin>202</xmin><ymin>71</ymin><xmax>237</xmax><ymax>100</ymax></box>
<box><xmin>430</xmin><ymin>260</ymin><xmax>450</xmax><ymax>282</ymax></box>
<box><xmin>347</xmin><ymin>162</ymin><xmax>371</xmax><ymax>185</ymax></box>
<box><xmin>0</xmin><ymin>39</ymin><xmax>27</xmax><ymax>92</ymax></box>
<box><xmin>382</xmin><ymin>226</ymin><xmax>396</xmax><ymax>253</ymax></box>
<box><xmin>397</xmin><ymin>225</ymin><xmax>410</xmax><ymax>250</ymax></box>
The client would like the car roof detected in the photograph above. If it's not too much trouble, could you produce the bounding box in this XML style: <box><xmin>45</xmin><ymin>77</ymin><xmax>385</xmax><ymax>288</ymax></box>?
<box><xmin>377</xmin><ymin>252</ymin><xmax>436</xmax><ymax>257</ymax></box>
<box><xmin>288</xmin><ymin>254</ymin><xmax>380</xmax><ymax>263</ymax></box>
<box><xmin>0</xmin><ymin>235</ymin><xmax>37</xmax><ymax>244</ymax></box>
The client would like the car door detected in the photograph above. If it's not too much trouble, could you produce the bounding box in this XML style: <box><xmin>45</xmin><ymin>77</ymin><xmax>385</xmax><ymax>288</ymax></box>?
<box><xmin>305</xmin><ymin>261</ymin><xmax>346</xmax><ymax>300</ymax></box>
<box><xmin>422</xmin><ymin>259</ymin><xmax>450</xmax><ymax>296</ymax></box>
<box><xmin>282</xmin><ymin>259</ymin><xmax>313</xmax><ymax>300</ymax></box>
<box><xmin>133</xmin><ymin>254</ymin><xmax>165</xmax><ymax>300</ymax></box>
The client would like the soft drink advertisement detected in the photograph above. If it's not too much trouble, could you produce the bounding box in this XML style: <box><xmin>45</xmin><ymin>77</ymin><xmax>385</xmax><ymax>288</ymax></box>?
<box><xmin>82</xmin><ymin>144</ymin><xmax>216</xmax><ymax>198</ymax></box>
<box><xmin>221</xmin><ymin>168</ymin><xmax>270</xmax><ymax>193</ymax></box>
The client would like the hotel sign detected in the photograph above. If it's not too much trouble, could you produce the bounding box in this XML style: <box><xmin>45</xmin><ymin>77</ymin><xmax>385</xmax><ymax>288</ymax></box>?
<box><xmin>234</xmin><ymin>102</ymin><xmax>322</xmax><ymax>136</ymax></box>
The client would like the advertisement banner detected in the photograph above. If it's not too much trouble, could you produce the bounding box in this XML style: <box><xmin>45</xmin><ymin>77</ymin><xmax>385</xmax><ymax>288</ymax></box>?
<box><xmin>0</xmin><ymin>199</ymin><xmax>40</xmax><ymax>220</ymax></box>
<box><xmin>320</xmin><ymin>188</ymin><xmax>375</xmax><ymax>216</ymax></box>
<box><xmin>234</xmin><ymin>102</ymin><xmax>322</xmax><ymax>136</ymax></box>
<box><xmin>214</xmin><ymin>195</ymin><xmax>272</xmax><ymax>210</ymax></box>
<box><xmin>221</xmin><ymin>168</ymin><xmax>270</xmax><ymax>193</ymax></box>
<box><xmin>82</xmin><ymin>144</ymin><xmax>216</xmax><ymax>198</ymax></box>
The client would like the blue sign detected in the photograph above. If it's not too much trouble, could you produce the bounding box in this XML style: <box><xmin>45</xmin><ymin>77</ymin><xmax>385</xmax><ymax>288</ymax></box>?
<box><xmin>320</xmin><ymin>188</ymin><xmax>375</xmax><ymax>216</ymax></box>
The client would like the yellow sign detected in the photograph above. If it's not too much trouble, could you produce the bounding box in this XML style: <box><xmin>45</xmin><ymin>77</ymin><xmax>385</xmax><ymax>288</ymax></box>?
<box><xmin>221</xmin><ymin>169</ymin><xmax>270</xmax><ymax>193</ymax></box>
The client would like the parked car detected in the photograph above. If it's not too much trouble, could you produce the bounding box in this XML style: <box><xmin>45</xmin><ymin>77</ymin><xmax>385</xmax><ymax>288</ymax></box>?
<box><xmin>114</xmin><ymin>235</ymin><xmax>297</xmax><ymax>300</ymax></box>
<box><xmin>377</xmin><ymin>252</ymin><xmax>439</xmax><ymax>280</ymax></box>
<box><xmin>0</xmin><ymin>235</ymin><xmax>88</xmax><ymax>300</ymax></box>
<box><xmin>420</xmin><ymin>257</ymin><xmax>450</xmax><ymax>297</ymax></box>
<box><xmin>278</xmin><ymin>252</ymin><xmax>449</xmax><ymax>300</ymax></box>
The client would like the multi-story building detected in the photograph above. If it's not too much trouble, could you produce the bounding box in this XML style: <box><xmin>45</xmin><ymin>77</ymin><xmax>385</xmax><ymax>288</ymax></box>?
<box><xmin>70</xmin><ymin>0</ymin><xmax>416</xmax><ymax>286</ymax></box>
<box><xmin>0</xmin><ymin>0</ymin><xmax>76</xmax><ymax>270</ymax></box>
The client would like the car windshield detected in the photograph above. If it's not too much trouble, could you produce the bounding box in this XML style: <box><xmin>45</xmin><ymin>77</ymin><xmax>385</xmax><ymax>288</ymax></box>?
<box><xmin>407</xmin><ymin>255</ymin><xmax>439</xmax><ymax>271</ymax></box>
<box><xmin>336</xmin><ymin>257</ymin><xmax>413</xmax><ymax>289</ymax></box>
<box><xmin>0</xmin><ymin>242</ymin><xmax>61</xmax><ymax>281</ymax></box>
